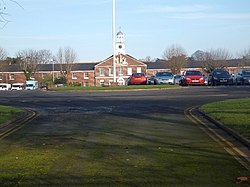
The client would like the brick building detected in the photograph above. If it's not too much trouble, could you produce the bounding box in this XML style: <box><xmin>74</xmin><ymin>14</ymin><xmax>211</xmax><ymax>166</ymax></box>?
<box><xmin>0</xmin><ymin>31</ymin><xmax>249</xmax><ymax>87</ymax></box>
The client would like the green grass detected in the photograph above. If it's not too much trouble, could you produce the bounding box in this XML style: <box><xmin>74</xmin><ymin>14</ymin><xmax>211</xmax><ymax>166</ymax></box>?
<box><xmin>201</xmin><ymin>98</ymin><xmax>250</xmax><ymax>139</ymax></box>
<box><xmin>50</xmin><ymin>84</ymin><xmax>179</xmax><ymax>91</ymax></box>
<box><xmin>0</xmin><ymin>111</ymin><xmax>248</xmax><ymax>186</ymax></box>
<box><xmin>0</xmin><ymin>106</ymin><xmax>24</xmax><ymax>125</ymax></box>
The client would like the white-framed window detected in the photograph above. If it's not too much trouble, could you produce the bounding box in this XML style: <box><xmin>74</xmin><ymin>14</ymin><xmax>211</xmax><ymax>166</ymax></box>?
<box><xmin>72</xmin><ymin>72</ymin><xmax>77</xmax><ymax>80</ymax></box>
<box><xmin>84</xmin><ymin>72</ymin><xmax>89</xmax><ymax>79</ymax></box>
<box><xmin>100</xmin><ymin>80</ymin><xmax>105</xmax><ymax>86</ymax></box>
<box><xmin>109</xmin><ymin>68</ymin><xmax>114</xmax><ymax>76</ymax></box>
<box><xmin>84</xmin><ymin>82</ymin><xmax>89</xmax><ymax>87</ymax></box>
<box><xmin>0</xmin><ymin>73</ymin><xmax>2</xmax><ymax>80</ymax></box>
<box><xmin>137</xmin><ymin>67</ymin><xmax>142</xmax><ymax>73</ymax></box>
<box><xmin>100</xmin><ymin>68</ymin><xmax>104</xmax><ymax>76</ymax></box>
<box><xmin>128</xmin><ymin>68</ymin><xmax>132</xmax><ymax>76</ymax></box>
<box><xmin>119</xmin><ymin>67</ymin><xmax>123</xmax><ymax>76</ymax></box>
<box><xmin>9</xmin><ymin>74</ymin><xmax>15</xmax><ymax>80</ymax></box>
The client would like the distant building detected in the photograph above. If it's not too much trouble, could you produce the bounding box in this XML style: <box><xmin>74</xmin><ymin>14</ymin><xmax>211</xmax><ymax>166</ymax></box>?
<box><xmin>0</xmin><ymin>31</ymin><xmax>249</xmax><ymax>86</ymax></box>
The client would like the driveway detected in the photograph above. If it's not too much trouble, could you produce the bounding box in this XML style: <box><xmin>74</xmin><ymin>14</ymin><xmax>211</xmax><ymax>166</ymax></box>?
<box><xmin>0</xmin><ymin>86</ymin><xmax>249</xmax><ymax>186</ymax></box>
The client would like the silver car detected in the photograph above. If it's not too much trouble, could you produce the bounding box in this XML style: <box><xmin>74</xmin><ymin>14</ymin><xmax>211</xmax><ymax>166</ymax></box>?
<box><xmin>154</xmin><ymin>72</ymin><xmax>174</xmax><ymax>85</ymax></box>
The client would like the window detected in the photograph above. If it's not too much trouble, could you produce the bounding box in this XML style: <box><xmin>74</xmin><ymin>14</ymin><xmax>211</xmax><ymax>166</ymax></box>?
<box><xmin>9</xmin><ymin>74</ymin><xmax>15</xmax><ymax>80</ymax></box>
<box><xmin>0</xmin><ymin>73</ymin><xmax>2</xmax><ymax>80</ymax></box>
<box><xmin>137</xmin><ymin>67</ymin><xmax>142</xmax><ymax>73</ymax></box>
<box><xmin>84</xmin><ymin>82</ymin><xmax>89</xmax><ymax>87</ymax></box>
<box><xmin>84</xmin><ymin>72</ymin><xmax>89</xmax><ymax>79</ymax></box>
<box><xmin>72</xmin><ymin>72</ymin><xmax>77</xmax><ymax>79</ymax></box>
<box><xmin>128</xmin><ymin>68</ymin><xmax>132</xmax><ymax>76</ymax></box>
<box><xmin>100</xmin><ymin>80</ymin><xmax>105</xmax><ymax>86</ymax></box>
<box><xmin>119</xmin><ymin>67</ymin><xmax>123</xmax><ymax>75</ymax></box>
<box><xmin>100</xmin><ymin>68</ymin><xmax>104</xmax><ymax>76</ymax></box>
<box><xmin>109</xmin><ymin>68</ymin><xmax>114</xmax><ymax>76</ymax></box>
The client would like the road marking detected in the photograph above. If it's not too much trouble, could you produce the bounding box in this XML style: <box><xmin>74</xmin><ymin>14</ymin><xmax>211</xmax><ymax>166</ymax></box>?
<box><xmin>185</xmin><ymin>106</ymin><xmax>250</xmax><ymax>170</ymax></box>
<box><xmin>0</xmin><ymin>110</ymin><xmax>38</xmax><ymax>140</ymax></box>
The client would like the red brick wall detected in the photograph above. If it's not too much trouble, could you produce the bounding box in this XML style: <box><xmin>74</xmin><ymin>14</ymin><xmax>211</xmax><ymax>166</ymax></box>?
<box><xmin>0</xmin><ymin>72</ymin><xmax>26</xmax><ymax>84</ymax></box>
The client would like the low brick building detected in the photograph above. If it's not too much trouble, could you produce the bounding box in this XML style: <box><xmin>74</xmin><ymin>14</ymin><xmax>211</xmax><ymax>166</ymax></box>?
<box><xmin>1</xmin><ymin>31</ymin><xmax>249</xmax><ymax>87</ymax></box>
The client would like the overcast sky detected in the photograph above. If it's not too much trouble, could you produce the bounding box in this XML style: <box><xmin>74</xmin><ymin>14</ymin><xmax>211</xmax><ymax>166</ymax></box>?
<box><xmin>1</xmin><ymin>0</ymin><xmax>250</xmax><ymax>61</ymax></box>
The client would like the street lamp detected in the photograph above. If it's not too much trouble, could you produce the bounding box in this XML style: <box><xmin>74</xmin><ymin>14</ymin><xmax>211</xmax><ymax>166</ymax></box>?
<box><xmin>51</xmin><ymin>59</ymin><xmax>55</xmax><ymax>83</ymax></box>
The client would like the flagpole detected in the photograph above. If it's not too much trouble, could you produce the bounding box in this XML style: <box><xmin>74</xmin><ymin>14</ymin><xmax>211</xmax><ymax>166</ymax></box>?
<box><xmin>112</xmin><ymin>0</ymin><xmax>116</xmax><ymax>83</ymax></box>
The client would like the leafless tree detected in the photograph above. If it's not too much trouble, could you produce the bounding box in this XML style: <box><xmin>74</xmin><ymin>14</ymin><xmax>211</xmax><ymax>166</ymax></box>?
<box><xmin>140</xmin><ymin>56</ymin><xmax>155</xmax><ymax>62</ymax></box>
<box><xmin>0</xmin><ymin>47</ymin><xmax>7</xmax><ymax>60</ymax></box>
<box><xmin>162</xmin><ymin>44</ymin><xmax>187</xmax><ymax>74</ymax></box>
<box><xmin>37</xmin><ymin>49</ymin><xmax>53</xmax><ymax>64</ymax></box>
<box><xmin>16</xmin><ymin>49</ymin><xmax>53</xmax><ymax>80</ymax></box>
<box><xmin>56</xmin><ymin>47</ymin><xmax>78</xmax><ymax>77</ymax></box>
<box><xmin>241</xmin><ymin>47</ymin><xmax>250</xmax><ymax>66</ymax></box>
<box><xmin>0</xmin><ymin>0</ymin><xmax>23</xmax><ymax>28</ymax></box>
<box><xmin>199</xmin><ymin>48</ymin><xmax>232</xmax><ymax>73</ymax></box>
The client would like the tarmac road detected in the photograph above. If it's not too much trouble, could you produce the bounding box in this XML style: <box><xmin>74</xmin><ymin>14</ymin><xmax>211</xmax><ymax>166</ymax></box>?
<box><xmin>0</xmin><ymin>86</ymin><xmax>249</xmax><ymax>115</ymax></box>
<box><xmin>0</xmin><ymin>86</ymin><xmax>250</xmax><ymax>185</ymax></box>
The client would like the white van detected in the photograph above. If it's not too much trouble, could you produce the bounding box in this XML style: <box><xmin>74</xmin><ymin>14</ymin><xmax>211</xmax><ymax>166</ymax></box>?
<box><xmin>26</xmin><ymin>80</ymin><xmax>38</xmax><ymax>90</ymax></box>
<box><xmin>11</xmin><ymin>83</ymin><xmax>25</xmax><ymax>90</ymax></box>
<box><xmin>0</xmin><ymin>83</ymin><xmax>11</xmax><ymax>91</ymax></box>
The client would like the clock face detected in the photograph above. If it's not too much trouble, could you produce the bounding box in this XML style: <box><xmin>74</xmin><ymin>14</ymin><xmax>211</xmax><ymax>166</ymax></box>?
<box><xmin>119</xmin><ymin>45</ymin><xmax>123</xmax><ymax>49</ymax></box>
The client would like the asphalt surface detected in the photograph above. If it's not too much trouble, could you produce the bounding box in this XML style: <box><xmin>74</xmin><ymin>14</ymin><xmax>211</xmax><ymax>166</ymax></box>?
<box><xmin>0</xmin><ymin>86</ymin><xmax>250</xmax><ymax>185</ymax></box>
<box><xmin>0</xmin><ymin>86</ymin><xmax>249</xmax><ymax>114</ymax></box>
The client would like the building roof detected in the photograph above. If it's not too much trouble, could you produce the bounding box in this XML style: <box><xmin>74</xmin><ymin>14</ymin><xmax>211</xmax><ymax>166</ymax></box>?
<box><xmin>1</xmin><ymin>63</ymin><xmax>98</xmax><ymax>72</ymax></box>
<box><xmin>145</xmin><ymin>58</ymin><xmax>245</xmax><ymax>69</ymax></box>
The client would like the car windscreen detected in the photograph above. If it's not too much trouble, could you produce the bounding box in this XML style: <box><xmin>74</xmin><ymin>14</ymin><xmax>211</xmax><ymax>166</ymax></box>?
<box><xmin>132</xmin><ymin>73</ymin><xmax>144</xmax><ymax>76</ymax></box>
<box><xmin>242</xmin><ymin>70</ymin><xmax>250</xmax><ymax>75</ymax></box>
<box><xmin>213</xmin><ymin>71</ymin><xmax>230</xmax><ymax>78</ymax></box>
<box><xmin>26</xmin><ymin>84</ymin><xmax>33</xmax><ymax>87</ymax></box>
<box><xmin>186</xmin><ymin>71</ymin><xmax>202</xmax><ymax>76</ymax></box>
<box><xmin>156</xmin><ymin>72</ymin><xmax>172</xmax><ymax>76</ymax></box>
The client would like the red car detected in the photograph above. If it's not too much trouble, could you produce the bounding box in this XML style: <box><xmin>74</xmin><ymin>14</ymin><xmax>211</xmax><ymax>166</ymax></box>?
<box><xmin>179</xmin><ymin>70</ymin><xmax>205</xmax><ymax>86</ymax></box>
<box><xmin>127</xmin><ymin>73</ymin><xmax>147</xmax><ymax>85</ymax></box>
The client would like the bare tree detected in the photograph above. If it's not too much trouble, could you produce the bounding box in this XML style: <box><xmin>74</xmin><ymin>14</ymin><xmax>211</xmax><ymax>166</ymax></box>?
<box><xmin>0</xmin><ymin>47</ymin><xmax>8</xmax><ymax>74</ymax></box>
<box><xmin>0</xmin><ymin>47</ymin><xmax>7</xmax><ymax>60</ymax></box>
<box><xmin>56</xmin><ymin>47</ymin><xmax>77</xmax><ymax>77</ymax></box>
<box><xmin>241</xmin><ymin>47</ymin><xmax>250</xmax><ymax>66</ymax></box>
<box><xmin>37</xmin><ymin>49</ymin><xmax>53</xmax><ymax>64</ymax></box>
<box><xmin>16</xmin><ymin>49</ymin><xmax>53</xmax><ymax>80</ymax></box>
<box><xmin>199</xmin><ymin>48</ymin><xmax>232</xmax><ymax>73</ymax></box>
<box><xmin>162</xmin><ymin>44</ymin><xmax>187</xmax><ymax>74</ymax></box>
<box><xmin>16</xmin><ymin>49</ymin><xmax>39</xmax><ymax>80</ymax></box>
<box><xmin>0</xmin><ymin>0</ymin><xmax>23</xmax><ymax>28</ymax></box>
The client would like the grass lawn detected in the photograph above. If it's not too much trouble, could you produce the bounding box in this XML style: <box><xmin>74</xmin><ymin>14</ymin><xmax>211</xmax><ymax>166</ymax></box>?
<box><xmin>0</xmin><ymin>105</ymin><xmax>24</xmax><ymax>125</ymax></box>
<box><xmin>0</xmin><ymin>110</ymin><xmax>248</xmax><ymax>186</ymax></box>
<box><xmin>50</xmin><ymin>84</ymin><xmax>179</xmax><ymax>91</ymax></box>
<box><xmin>201</xmin><ymin>98</ymin><xmax>250</xmax><ymax>140</ymax></box>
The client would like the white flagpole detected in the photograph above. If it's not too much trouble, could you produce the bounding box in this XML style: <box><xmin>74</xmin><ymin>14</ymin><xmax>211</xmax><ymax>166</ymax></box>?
<box><xmin>112</xmin><ymin>0</ymin><xmax>116</xmax><ymax>83</ymax></box>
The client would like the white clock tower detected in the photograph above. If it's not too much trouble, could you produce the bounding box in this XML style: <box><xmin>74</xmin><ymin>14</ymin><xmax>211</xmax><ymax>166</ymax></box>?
<box><xmin>116</xmin><ymin>31</ymin><xmax>125</xmax><ymax>55</ymax></box>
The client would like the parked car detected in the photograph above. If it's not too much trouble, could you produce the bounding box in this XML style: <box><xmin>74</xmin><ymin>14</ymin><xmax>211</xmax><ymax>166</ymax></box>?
<box><xmin>154</xmin><ymin>72</ymin><xmax>174</xmax><ymax>85</ymax></box>
<box><xmin>173</xmin><ymin>74</ymin><xmax>181</xmax><ymax>84</ymax></box>
<box><xmin>204</xmin><ymin>76</ymin><xmax>209</xmax><ymax>86</ymax></box>
<box><xmin>0</xmin><ymin>83</ymin><xmax>11</xmax><ymax>90</ymax></box>
<box><xmin>179</xmin><ymin>70</ymin><xmax>205</xmax><ymax>86</ymax></box>
<box><xmin>208</xmin><ymin>69</ymin><xmax>233</xmax><ymax>86</ymax></box>
<box><xmin>147</xmin><ymin>75</ymin><xmax>155</xmax><ymax>85</ymax></box>
<box><xmin>127</xmin><ymin>73</ymin><xmax>147</xmax><ymax>85</ymax></box>
<box><xmin>234</xmin><ymin>69</ymin><xmax>250</xmax><ymax>85</ymax></box>
<box><xmin>11</xmin><ymin>83</ymin><xmax>25</xmax><ymax>90</ymax></box>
